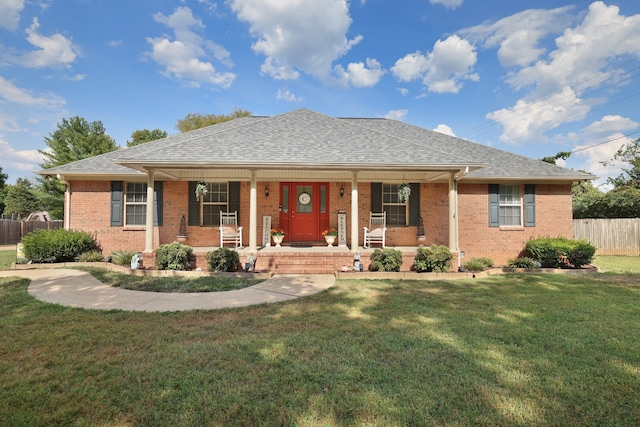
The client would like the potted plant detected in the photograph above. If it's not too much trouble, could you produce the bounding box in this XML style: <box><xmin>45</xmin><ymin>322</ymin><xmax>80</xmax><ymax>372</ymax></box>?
<box><xmin>322</xmin><ymin>227</ymin><xmax>338</xmax><ymax>246</ymax></box>
<box><xmin>416</xmin><ymin>215</ymin><xmax>425</xmax><ymax>246</ymax></box>
<box><xmin>195</xmin><ymin>181</ymin><xmax>208</xmax><ymax>201</ymax></box>
<box><xmin>398</xmin><ymin>183</ymin><xmax>411</xmax><ymax>203</ymax></box>
<box><xmin>270</xmin><ymin>228</ymin><xmax>285</xmax><ymax>247</ymax></box>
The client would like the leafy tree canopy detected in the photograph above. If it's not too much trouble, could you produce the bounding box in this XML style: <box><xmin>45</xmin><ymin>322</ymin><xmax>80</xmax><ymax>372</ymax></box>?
<box><xmin>0</xmin><ymin>166</ymin><xmax>8</xmax><ymax>216</ymax></box>
<box><xmin>175</xmin><ymin>108</ymin><xmax>251</xmax><ymax>133</ymax></box>
<box><xmin>541</xmin><ymin>151</ymin><xmax>572</xmax><ymax>164</ymax></box>
<box><xmin>602</xmin><ymin>137</ymin><xmax>640</xmax><ymax>190</ymax></box>
<box><xmin>127</xmin><ymin>129</ymin><xmax>168</xmax><ymax>147</ymax></box>
<box><xmin>39</xmin><ymin>116</ymin><xmax>118</xmax><ymax>169</ymax></box>
<box><xmin>4</xmin><ymin>178</ymin><xmax>40</xmax><ymax>218</ymax></box>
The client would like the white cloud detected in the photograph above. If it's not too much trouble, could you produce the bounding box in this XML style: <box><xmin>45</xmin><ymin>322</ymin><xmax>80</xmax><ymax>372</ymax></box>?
<box><xmin>391</xmin><ymin>35</ymin><xmax>478</xmax><ymax>94</ymax></box>
<box><xmin>434</xmin><ymin>124</ymin><xmax>455</xmax><ymax>136</ymax></box>
<box><xmin>333</xmin><ymin>58</ymin><xmax>385</xmax><ymax>87</ymax></box>
<box><xmin>397</xmin><ymin>87</ymin><xmax>408</xmax><ymax>96</ymax></box>
<box><xmin>146</xmin><ymin>7</ymin><xmax>235</xmax><ymax>88</ymax></box>
<box><xmin>460</xmin><ymin>6</ymin><xmax>574</xmax><ymax>67</ymax></box>
<box><xmin>0</xmin><ymin>75</ymin><xmax>65</xmax><ymax>108</ymax></box>
<box><xmin>108</xmin><ymin>40</ymin><xmax>123</xmax><ymax>47</ymax></box>
<box><xmin>583</xmin><ymin>115</ymin><xmax>639</xmax><ymax>136</ymax></box>
<box><xmin>572</xmin><ymin>133</ymin><xmax>632</xmax><ymax>189</ymax></box>
<box><xmin>430</xmin><ymin>0</ymin><xmax>463</xmax><ymax>10</ymax></box>
<box><xmin>12</xmin><ymin>17</ymin><xmax>80</xmax><ymax>68</ymax></box>
<box><xmin>478</xmin><ymin>2</ymin><xmax>640</xmax><ymax>145</ymax></box>
<box><xmin>276</xmin><ymin>86</ymin><xmax>303</xmax><ymax>102</ymax></box>
<box><xmin>0</xmin><ymin>137</ymin><xmax>45</xmax><ymax>173</ymax></box>
<box><xmin>0</xmin><ymin>0</ymin><xmax>24</xmax><ymax>30</ymax></box>
<box><xmin>229</xmin><ymin>0</ymin><xmax>374</xmax><ymax>87</ymax></box>
<box><xmin>487</xmin><ymin>86</ymin><xmax>590</xmax><ymax>143</ymax></box>
<box><xmin>383</xmin><ymin>109</ymin><xmax>408</xmax><ymax>121</ymax></box>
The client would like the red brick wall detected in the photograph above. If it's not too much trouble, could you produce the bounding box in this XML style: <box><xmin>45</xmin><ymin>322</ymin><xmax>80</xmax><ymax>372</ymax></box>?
<box><xmin>67</xmin><ymin>180</ymin><xmax>573</xmax><ymax>265</ymax></box>
<box><xmin>457</xmin><ymin>183</ymin><xmax>573</xmax><ymax>265</ymax></box>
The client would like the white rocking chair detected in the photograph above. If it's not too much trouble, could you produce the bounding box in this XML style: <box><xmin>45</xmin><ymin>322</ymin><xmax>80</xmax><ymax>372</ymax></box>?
<box><xmin>363</xmin><ymin>212</ymin><xmax>386</xmax><ymax>248</ymax></box>
<box><xmin>220</xmin><ymin>211</ymin><xmax>243</xmax><ymax>249</ymax></box>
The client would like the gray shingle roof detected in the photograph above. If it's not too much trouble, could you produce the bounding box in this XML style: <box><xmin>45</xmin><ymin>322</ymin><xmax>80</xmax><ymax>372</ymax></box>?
<box><xmin>39</xmin><ymin>108</ymin><xmax>594</xmax><ymax>181</ymax></box>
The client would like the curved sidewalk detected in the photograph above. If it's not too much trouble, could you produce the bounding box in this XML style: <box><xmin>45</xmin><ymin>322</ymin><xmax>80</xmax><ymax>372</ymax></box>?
<box><xmin>0</xmin><ymin>269</ymin><xmax>335</xmax><ymax>312</ymax></box>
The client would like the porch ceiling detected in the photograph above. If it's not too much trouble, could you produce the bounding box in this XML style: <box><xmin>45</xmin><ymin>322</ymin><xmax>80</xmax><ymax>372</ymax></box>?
<box><xmin>147</xmin><ymin>166</ymin><xmax>463</xmax><ymax>183</ymax></box>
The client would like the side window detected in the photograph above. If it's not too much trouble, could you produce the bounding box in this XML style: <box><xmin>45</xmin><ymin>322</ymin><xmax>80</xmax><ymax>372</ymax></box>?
<box><xmin>489</xmin><ymin>184</ymin><xmax>530</xmax><ymax>227</ymax></box>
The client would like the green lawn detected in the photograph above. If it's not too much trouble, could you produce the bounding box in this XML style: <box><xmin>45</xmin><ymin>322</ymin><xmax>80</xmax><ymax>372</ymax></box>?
<box><xmin>592</xmin><ymin>255</ymin><xmax>640</xmax><ymax>274</ymax></box>
<box><xmin>0</xmin><ymin>249</ymin><xmax>17</xmax><ymax>270</ymax></box>
<box><xmin>1</xmin><ymin>267</ymin><xmax>639</xmax><ymax>425</ymax></box>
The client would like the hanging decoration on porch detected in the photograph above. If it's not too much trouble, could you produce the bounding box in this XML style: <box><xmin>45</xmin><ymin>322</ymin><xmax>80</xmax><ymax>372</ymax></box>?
<box><xmin>398</xmin><ymin>183</ymin><xmax>411</xmax><ymax>203</ymax></box>
<box><xmin>195</xmin><ymin>181</ymin><xmax>208</xmax><ymax>201</ymax></box>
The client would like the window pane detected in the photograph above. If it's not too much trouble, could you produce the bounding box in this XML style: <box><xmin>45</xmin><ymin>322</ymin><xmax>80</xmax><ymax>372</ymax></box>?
<box><xmin>500</xmin><ymin>206</ymin><xmax>521</xmax><ymax>226</ymax></box>
<box><xmin>386</xmin><ymin>205</ymin><xmax>406</xmax><ymax>226</ymax></box>
<box><xmin>126</xmin><ymin>204</ymin><xmax>146</xmax><ymax>225</ymax></box>
<box><xmin>203</xmin><ymin>205</ymin><xmax>224</xmax><ymax>226</ymax></box>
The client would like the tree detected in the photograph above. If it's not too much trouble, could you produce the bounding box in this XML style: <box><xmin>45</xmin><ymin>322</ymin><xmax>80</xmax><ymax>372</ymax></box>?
<box><xmin>541</xmin><ymin>151</ymin><xmax>572</xmax><ymax>164</ymax></box>
<box><xmin>175</xmin><ymin>108</ymin><xmax>251</xmax><ymax>133</ymax></box>
<box><xmin>0</xmin><ymin>166</ymin><xmax>8</xmax><ymax>216</ymax></box>
<box><xmin>38</xmin><ymin>116</ymin><xmax>118</xmax><ymax>219</ymax></box>
<box><xmin>127</xmin><ymin>129</ymin><xmax>168</xmax><ymax>147</ymax></box>
<box><xmin>4</xmin><ymin>178</ymin><xmax>40</xmax><ymax>218</ymax></box>
<box><xmin>603</xmin><ymin>138</ymin><xmax>640</xmax><ymax>190</ymax></box>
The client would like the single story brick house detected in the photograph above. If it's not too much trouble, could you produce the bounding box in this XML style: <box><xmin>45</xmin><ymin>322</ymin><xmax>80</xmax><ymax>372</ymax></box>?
<box><xmin>37</xmin><ymin>108</ymin><xmax>593</xmax><ymax>270</ymax></box>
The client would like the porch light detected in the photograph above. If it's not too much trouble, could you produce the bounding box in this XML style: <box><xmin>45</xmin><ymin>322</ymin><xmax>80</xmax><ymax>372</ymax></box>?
<box><xmin>265</xmin><ymin>186</ymin><xmax>270</xmax><ymax>198</ymax></box>
<box><xmin>340</xmin><ymin>186</ymin><xmax>344</xmax><ymax>198</ymax></box>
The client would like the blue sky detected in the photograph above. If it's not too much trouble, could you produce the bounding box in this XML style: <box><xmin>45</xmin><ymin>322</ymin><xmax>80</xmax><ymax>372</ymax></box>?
<box><xmin>1</xmin><ymin>0</ymin><xmax>640</xmax><ymax>188</ymax></box>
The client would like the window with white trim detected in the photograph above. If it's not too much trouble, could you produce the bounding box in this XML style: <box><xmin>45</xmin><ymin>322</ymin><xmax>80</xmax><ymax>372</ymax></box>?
<box><xmin>382</xmin><ymin>184</ymin><xmax>407</xmax><ymax>226</ymax></box>
<box><xmin>125</xmin><ymin>182</ymin><xmax>147</xmax><ymax>225</ymax></box>
<box><xmin>201</xmin><ymin>182</ymin><xmax>228</xmax><ymax>226</ymax></box>
<box><xmin>499</xmin><ymin>185</ymin><xmax>522</xmax><ymax>226</ymax></box>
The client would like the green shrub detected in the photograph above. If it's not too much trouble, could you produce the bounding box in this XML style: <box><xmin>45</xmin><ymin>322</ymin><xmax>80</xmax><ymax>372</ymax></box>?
<box><xmin>413</xmin><ymin>245</ymin><xmax>452</xmax><ymax>273</ymax></box>
<box><xmin>566</xmin><ymin>239</ymin><xmax>597</xmax><ymax>267</ymax></box>
<box><xmin>525</xmin><ymin>237</ymin><xmax>596</xmax><ymax>268</ymax></box>
<box><xmin>463</xmin><ymin>257</ymin><xmax>494</xmax><ymax>272</ymax></box>
<box><xmin>206</xmin><ymin>248</ymin><xmax>240</xmax><ymax>272</ymax></box>
<box><xmin>155</xmin><ymin>242</ymin><xmax>193</xmax><ymax>271</ymax></box>
<box><xmin>508</xmin><ymin>257</ymin><xmax>538</xmax><ymax>269</ymax></box>
<box><xmin>369</xmin><ymin>248</ymin><xmax>403</xmax><ymax>272</ymax></box>
<box><xmin>79</xmin><ymin>250</ymin><xmax>104</xmax><ymax>262</ymax></box>
<box><xmin>22</xmin><ymin>228</ymin><xmax>96</xmax><ymax>263</ymax></box>
<box><xmin>110</xmin><ymin>250</ymin><xmax>137</xmax><ymax>267</ymax></box>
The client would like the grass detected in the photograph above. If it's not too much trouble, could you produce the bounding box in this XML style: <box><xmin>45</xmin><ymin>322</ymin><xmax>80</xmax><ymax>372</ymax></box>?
<box><xmin>1</xmin><ymin>266</ymin><xmax>640</xmax><ymax>425</ymax></box>
<box><xmin>77</xmin><ymin>266</ymin><xmax>264</xmax><ymax>292</ymax></box>
<box><xmin>0</xmin><ymin>249</ymin><xmax>17</xmax><ymax>270</ymax></box>
<box><xmin>592</xmin><ymin>255</ymin><xmax>640</xmax><ymax>274</ymax></box>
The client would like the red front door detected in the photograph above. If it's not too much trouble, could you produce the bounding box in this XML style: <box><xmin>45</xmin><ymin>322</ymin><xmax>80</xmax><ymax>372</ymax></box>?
<box><xmin>279</xmin><ymin>182</ymin><xmax>329</xmax><ymax>243</ymax></box>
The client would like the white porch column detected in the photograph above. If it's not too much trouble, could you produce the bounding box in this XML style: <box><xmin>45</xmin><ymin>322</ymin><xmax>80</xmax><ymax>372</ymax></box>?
<box><xmin>145</xmin><ymin>170</ymin><xmax>155</xmax><ymax>253</ymax></box>
<box><xmin>350</xmin><ymin>172</ymin><xmax>359</xmax><ymax>252</ymax></box>
<box><xmin>448</xmin><ymin>173</ymin><xmax>457</xmax><ymax>253</ymax></box>
<box><xmin>64</xmin><ymin>183</ymin><xmax>71</xmax><ymax>230</ymax></box>
<box><xmin>249</xmin><ymin>171</ymin><xmax>258</xmax><ymax>251</ymax></box>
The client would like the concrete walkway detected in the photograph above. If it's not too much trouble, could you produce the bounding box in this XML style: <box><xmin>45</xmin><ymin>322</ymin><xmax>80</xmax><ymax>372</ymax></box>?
<box><xmin>0</xmin><ymin>268</ymin><xmax>335</xmax><ymax>312</ymax></box>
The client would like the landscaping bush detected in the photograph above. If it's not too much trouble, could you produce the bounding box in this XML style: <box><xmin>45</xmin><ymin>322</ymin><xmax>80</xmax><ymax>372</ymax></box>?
<box><xmin>22</xmin><ymin>229</ymin><xmax>96</xmax><ymax>263</ymax></box>
<box><xmin>369</xmin><ymin>248</ymin><xmax>403</xmax><ymax>272</ymax></box>
<box><xmin>206</xmin><ymin>248</ymin><xmax>241</xmax><ymax>272</ymax></box>
<box><xmin>110</xmin><ymin>250</ymin><xmax>137</xmax><ymax>267</ymax></box>
<box><xmin>413</xmin><ymin>245</ymin><xmax>452</xmax><ymax>273</ymax></box>
<box><xmin>155</xmin><ymin>242</ymin><xmax>193</xmax><ymax>271</ymax></box>
<box><xmin>79</xmin><ymin>250</ymin><xmax>104</xmax><ymax>262</ymax></box>
<box><xmin>567</xmin><ymin>239</ymin><xmax>597</xmax><ymax>268</ymax></box>
<box><xmin>508</xmin><ymin>257</ymin><xmax>539</xmax><ymax>269</ymax></box>
<box><xmin>525</xmin><ymin>237</ymin><xmax>596</xmax><ymax>268</ymax></box>
<box><xmin>463</xmin><ymin>257</ymin><xmax>495</xmax><ymax>272</ymax></box>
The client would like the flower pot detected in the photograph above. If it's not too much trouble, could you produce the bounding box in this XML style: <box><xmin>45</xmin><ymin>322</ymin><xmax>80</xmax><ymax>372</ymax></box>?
<box><xmin>272</xmin><ymin>234</ymin><xmax>284</xmax><ymax>247</ymax></box>
<box><xmin>324</xmin><ymin>235</ymin><xmax>336</xmax><ymax>247</ymax></box>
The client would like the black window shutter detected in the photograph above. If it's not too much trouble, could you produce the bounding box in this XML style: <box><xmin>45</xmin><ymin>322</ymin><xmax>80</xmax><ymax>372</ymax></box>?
<box><xmin>154</xmin><ymin>181</ymin><xmax>163</xmax><ymax>226</ymax></box>
<box><xmin>488</xmin><ymin>184</ymin><xmax>500</xmax><ymax>227</ymax></box>
<box><xmin>187</xmin><ymin>181</ymin><xmax>200</xmax><ymax>226</ymax></box>
<box><xmin>524</xmin><ymin>184</ymin><xmax>535</xmax><ymax>227</ymax></box>
<box><xmin>110</xmin><ymin>181</ymin><xmax>123</xmax><ymax>226</ymax></box>
<box><xmin>409</xmin><ymin>183</ymin><xmax>420</xmax><ymax>226</ymax></box>
<box><xmin>228</xmin><ymin>181</ymin><xmax>240</xmax><ymax>216</ymax></box>
<box><xmin>371</xmin><ymin>182</ymin><xmax>382</xmax><ymax>212</ymax></box>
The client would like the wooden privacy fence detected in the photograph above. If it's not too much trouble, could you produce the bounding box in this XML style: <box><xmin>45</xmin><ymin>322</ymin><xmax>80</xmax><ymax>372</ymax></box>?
<box><xmin>0</xmin><ymin>219</ymin><xmax>64</xmax><ymax>245</ymax></box>
<box><xmin>573</xmin><ymin>218</ymin><xmax>640</xmax><ymax>255</ymax></box>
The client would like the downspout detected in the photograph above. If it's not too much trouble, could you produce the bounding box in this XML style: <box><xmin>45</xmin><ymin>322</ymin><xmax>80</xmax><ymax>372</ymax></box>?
<box><xmin>454</xmin><ymin>167</ymin><xmax>469</xmax><ymax>269</ymax></box>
